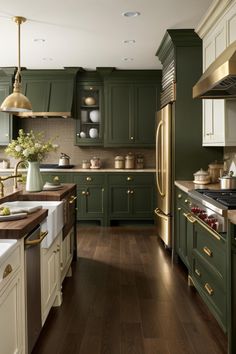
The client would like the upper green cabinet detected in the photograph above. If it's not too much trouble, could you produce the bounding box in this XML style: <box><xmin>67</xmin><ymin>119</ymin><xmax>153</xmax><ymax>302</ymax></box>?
<box><xmin>20</xmin><ymin>69</ymin><xmax>78</xmax><ymax>116</ymax></box>
<box><xmin>104</xmin><ymin>71</ymin><xmax>161</xmax><ymax>147</ymax></box>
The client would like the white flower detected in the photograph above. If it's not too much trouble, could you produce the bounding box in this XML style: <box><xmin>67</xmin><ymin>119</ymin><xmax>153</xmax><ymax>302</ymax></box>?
<box><xmin>23</xmin><ymin>149</ymin><xmax>30</xmax><ymax>158</ymax></box>
<box><xmin>35</xmin><ymin>143</ymin><xmax>41</xmax><ymax>149</ymax></box>
<box><xmin>15</xmin><ymin>145</ymin><xmax>22</xmax><ymax>152</ymax></box>
<box><xmin>52</xmin><ymin>144</ymin><xmax>59</xmax><ymax>149</ymax></box>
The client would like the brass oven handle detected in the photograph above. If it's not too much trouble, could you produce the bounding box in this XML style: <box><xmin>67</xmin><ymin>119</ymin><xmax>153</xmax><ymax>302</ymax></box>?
<box><xmin>3</xmin><ymin>264</ymin><xmax>13</xmax><ymax>279</ymax></box>
<box><xmin>195</xmin><ymin>268</ymin><xmax>201</xmax><ymax>277</ymax></box>
<box><xmin>156</xmin><ymin>120</ymin><xmax>165</xmax><ymax>197</ymax></box>
<box><xmin>69</xmin><ymin>195</ymin><xmax>77</xmax><ymax>204</ymax></box>
<box><xmin>204</xmin><ymin>283</ymin><xmax>214</xmax><ymax>296</ymax></box>
<box><xmin>183</xmin><ymin>212</ymin><xmax>196</xmax><ymax>224</ymax></box>
<box><xmin>203</xmin><ymin>246</ymin><xmax>212</xmax><ymax>257</ymax></box>
<box><xmin>25</xmin><ymin>231</ymin><xmax>48</xmax><ymax>246</ymax></box>
<box><xmin>154</xmin><ymin>208</ymin><xmax>168</xmax><ymax>221</ymax></box>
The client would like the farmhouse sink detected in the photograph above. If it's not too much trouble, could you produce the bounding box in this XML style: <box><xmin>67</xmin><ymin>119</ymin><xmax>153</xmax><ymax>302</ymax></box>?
<box><xmin>0</xmin><ymin>239</ymin><xmax>17</xmax><ymax>259</ymax></box>
<box><xmin>1</xmin><ymin>201</ymin><xmax>64</xmax><ymax>248</ymax></box>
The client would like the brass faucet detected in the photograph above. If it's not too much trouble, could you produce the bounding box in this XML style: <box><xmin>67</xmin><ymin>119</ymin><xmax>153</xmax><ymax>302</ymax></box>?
<box><xmin>0</xmin><ymin>174</ymin><xmax>22</xmax><ymax>197</ymax></box>
<box><xmin>13</xmin><ymin>160</ymin><xmax>25</xmax><ymax>189</ymax></box>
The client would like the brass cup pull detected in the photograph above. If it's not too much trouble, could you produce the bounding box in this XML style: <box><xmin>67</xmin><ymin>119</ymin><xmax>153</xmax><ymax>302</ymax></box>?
<box><xmin>204</xmin><ymin>283</ymin><xmax>214</xmax><ymax>296</ymax></box>
<box><xmin>203</xmin><ymin>246</ymin><xmax>212</xmax><ymax>257</ymax></box>
<box><xmin>25</xmin><ymin>231</ymin><xmax>48</xmax><ymax>246</ymax></box>
<box><xmin>127</xmin><ymin>176</ymin><xmax>133</xmax><ymax>181</ymax></box>
<box><xmin>3</xmin><ymin>264</ymin><xmax>12</xmax><ymax>279</ymax></box>
<box><xmin>195</xmin><ymin>268</ymin><xmax>201</xmax><ymax>277</ymax></box>
<box><xmin>69</xmin><ymin>195</ymin><xmax>77</xmax><ymax>204</ymax></box>
<box><xmin>86</xmin><ymin>176</ymin><xmax>92</xmax><ymax>182</ymax></box>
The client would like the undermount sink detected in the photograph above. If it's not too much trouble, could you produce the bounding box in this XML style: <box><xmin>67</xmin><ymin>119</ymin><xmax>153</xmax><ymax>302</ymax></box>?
<box><xmin>1</xmin><ymin>201</ymin><xmax>64</xmax><ymax>248</ymax></box>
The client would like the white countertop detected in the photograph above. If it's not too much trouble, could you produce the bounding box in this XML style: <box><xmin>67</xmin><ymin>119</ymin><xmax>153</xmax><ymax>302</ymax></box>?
<box><xmin>0</xmin><ymin>168</ymin><xmax>155</xmax><ymax>173</ymax></box>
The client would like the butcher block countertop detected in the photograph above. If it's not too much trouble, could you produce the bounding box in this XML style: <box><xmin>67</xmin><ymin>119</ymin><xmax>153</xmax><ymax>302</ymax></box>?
<box><xmin>0</xmin><ymin>209</ymin><xmax>48</xmax><ymax>239</ymax></box>
<box><xmin>18</xmin><ymin>183</ymin><xmax>76</xmax><ymax>201</ymax></box>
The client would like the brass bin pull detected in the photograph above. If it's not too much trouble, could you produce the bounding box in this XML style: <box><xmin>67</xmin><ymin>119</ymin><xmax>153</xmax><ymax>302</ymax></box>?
<box><xmin>203</xmin><ymin>246</ymin><xmax>212</xmax><ymax>257</ymax></box>
<box><xmin>3</xmin><ymin>264</ymin><xmax>13</xmax><ymax>279</ymax></box>
<box><xmin>25</xmin><ymin>231</ymin><xmax>48</xmax><ymax>246</ymax></box>
<box><xmin>204</xmin><ymin>283</ymin><xmax>214</xmax><ymax>296</ymax></box>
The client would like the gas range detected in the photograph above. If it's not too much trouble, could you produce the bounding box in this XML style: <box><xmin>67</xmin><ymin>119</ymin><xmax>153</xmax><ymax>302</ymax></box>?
<box><xmin>187</xmin><ymin>189</ymin><xmax>233</xmax><ymax>234</ymax></box>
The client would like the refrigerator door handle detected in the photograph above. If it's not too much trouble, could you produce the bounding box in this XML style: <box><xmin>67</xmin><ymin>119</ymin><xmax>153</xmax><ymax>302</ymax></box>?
<box><xmin>156</xmin><ymin>120</ymin><xmax>165</xmax><ymax>197</ymax></box>
<box><xmin>154</xmin><ymin>208</ymin><xmax>168</xmax><ymax>220</ymax></box>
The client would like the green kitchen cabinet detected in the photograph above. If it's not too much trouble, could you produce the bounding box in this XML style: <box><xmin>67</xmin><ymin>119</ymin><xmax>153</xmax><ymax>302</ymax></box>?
<box><xmin>175</xmin><ymin>188</ymin><xmax>193</xmax><ymax>269</ymax></box>
<box><xmin>108</xmin><ymin>172</ymin><xmax>156</xmax><ymax>223</ymax></box>
<box><xmin>75</xmin><ymin>81</ymin><xmax>104</xmax><ymax>146</ymax></box>
<box><xmin>104</xmin><ymin>71</ymin><xmax>161</xmax><ymax>147</ymax></box>
<box><xmin>74</xmin><ymin>173</ymin><xmax>106</xmax><ymax>225</ymax></box>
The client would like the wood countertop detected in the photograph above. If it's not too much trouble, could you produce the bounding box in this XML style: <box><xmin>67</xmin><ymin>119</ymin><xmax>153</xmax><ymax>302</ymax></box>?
<box><xmin>0</xmin><ymin>209</ymin><xmax>48</xmax><ymax>239</ymax></box>
<box><xmin>18</xmin><ymin>183</ymin><xmax>76</xmax><ymax>201</ymax></box>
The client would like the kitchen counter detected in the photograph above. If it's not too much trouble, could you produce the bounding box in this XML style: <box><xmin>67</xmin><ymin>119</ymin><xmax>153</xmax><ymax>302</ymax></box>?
<box><xmin>18</xmin><ymin>183</ymin><xmax>75</xmax><ymax>201</ymax></box>
<box><xmin>174</xmin><ymin>180</ymin><xmax>221</xmax><ymax>193</ymax></box>
<box><xmin>0</xmin><ymin>168</ymin><xmax>155</xmax><ymax>173</ymax></box>
<box><xmin>0</xmin><ymin>209</ymin><xmax>48</xmax><ymax>239</ymax></box>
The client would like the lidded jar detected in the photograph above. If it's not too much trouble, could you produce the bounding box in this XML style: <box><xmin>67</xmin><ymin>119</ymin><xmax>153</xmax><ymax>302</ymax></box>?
<box><xmin>193</xmin><ymin>168</ymin><xmax>211</xmax><ymax>184</ymax></box>
<box><xmin>114</xmin><ymin>155</ymin><xmax>124</xmax><ymax>169</ymax></box>
<box><xmin>125</xmin><ymin>152</ymin><xmax>135</xmax><ymax>169</ymax></box>
<box><xmin>208</xmin><ymin>161</ymin><xmax>224</xmax><ymax>183</ymax></box>
<box><xmin>82</xmin><ymin>160</ymin><xmax>90</xmax><ymax>169</ymax></box>
<box><xmin>135</xmin><ymin>154</ymin><xmax>144</xmax><ymax>169</ymax></box>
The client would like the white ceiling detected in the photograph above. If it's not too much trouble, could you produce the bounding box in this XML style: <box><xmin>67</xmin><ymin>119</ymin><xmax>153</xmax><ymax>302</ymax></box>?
<box><xmin>0</xmin><ymin>0</ymin><xmax>213</xmax><ymax>71</ymax></box>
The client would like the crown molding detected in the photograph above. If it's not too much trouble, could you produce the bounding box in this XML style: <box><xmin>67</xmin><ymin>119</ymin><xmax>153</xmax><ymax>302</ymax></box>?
<box><xmin>195</xmin><ymin>0</ymin><xmax>235</xmax><ymax>38</ymax></box>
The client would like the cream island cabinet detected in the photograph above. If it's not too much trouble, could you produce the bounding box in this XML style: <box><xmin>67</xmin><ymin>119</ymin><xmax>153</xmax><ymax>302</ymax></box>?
<box><xmin>0</xmin><ymin>240</ymin><xmax>25</xmax><ymax>354</ymax></box>
<box><xmin>196</xmin><ymin>0</ymin><xmax>236</xmax><ymax>146</ymax></box>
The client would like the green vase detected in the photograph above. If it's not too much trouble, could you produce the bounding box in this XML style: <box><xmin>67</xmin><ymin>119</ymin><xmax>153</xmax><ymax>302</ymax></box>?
<box><xmin>26</xmin><ymin>161</ymin><xmax>43</xmax><ymax>192</ymax></box>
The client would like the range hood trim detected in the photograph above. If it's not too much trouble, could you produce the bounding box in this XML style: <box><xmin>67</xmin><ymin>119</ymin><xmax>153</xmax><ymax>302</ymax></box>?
<box><xmin>193</xmin><ymin>40</ymin><xmax>236</xmax><ymax>99</ymax></box>
<box><xmin>14</xmin><ymin>112</ymin><xmax>71</xmax><ymax>118</ymax></box>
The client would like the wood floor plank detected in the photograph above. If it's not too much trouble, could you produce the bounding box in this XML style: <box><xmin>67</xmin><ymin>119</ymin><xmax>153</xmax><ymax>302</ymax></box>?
<box><xmin>32</xmin><ymin>226</ymin><xmax>227</xmax><ymax>354</ymax></box>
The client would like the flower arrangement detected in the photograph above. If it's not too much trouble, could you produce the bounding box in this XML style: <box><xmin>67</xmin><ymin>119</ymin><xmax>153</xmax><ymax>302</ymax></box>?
<box><xmin>5</xmin><ymin>129</ymin><xmax>58</xmax><ymax>162</ymax></box>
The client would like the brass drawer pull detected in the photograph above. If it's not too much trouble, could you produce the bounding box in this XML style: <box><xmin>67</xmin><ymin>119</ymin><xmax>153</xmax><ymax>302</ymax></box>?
<box><xmin>69</xmin><ymin>195</ymin><xmax>77</xmax><ymax>204</ymax></box>
<box><xmin>195</xmin><ymin>268</ymin><xmax>201</xmax><ymax>277</ymax></box>
<box><xmin>3</xmin><ymin>264</ymin><xmax>12</xmax><ymax>279</ymax></box>
<box><xmin>204</xmin><ymin>283</ymin><xmax>214</xmax><ymax>296</ymax></box>
<box><xmin>203</xmin><ymin>246</ymin><xmax>212</xmax><ymax>257</ymax></box>
<box><xmin>177</xmin><ymin>194</ymin><xmax>182</xmax><ymax>199</ymax></box>
<box><xmin>127</xmin><ymin>176</ymin><xmax>133</xmax><ymax>181</ymax></box>
<box><xmin>86</xmin><ymin>177</ymin><xmax>92</xmax><ymax>182</ymax></box>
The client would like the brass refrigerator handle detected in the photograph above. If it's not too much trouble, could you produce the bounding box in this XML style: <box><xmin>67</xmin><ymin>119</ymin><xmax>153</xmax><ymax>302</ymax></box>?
<box><xmin>156</xmin><ymin>120</ymin><xmax>165</xmax><ymax>197</ymax></box>
<box><xmin>154</xmin><ymin>208</ymin><xmax>168</xmax><ymax>221</ymax></box>
<box><xmin>25</xmin><ymin>231</ymin><xmax>48</xmax><ymax>246</ymax></box>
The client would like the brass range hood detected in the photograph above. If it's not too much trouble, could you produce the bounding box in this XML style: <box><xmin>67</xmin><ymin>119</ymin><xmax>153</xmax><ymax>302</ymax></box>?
<box><xmin>193</xmin><ymin>40</ymin><xmax>236</xmax><ymax>99</ymax></box>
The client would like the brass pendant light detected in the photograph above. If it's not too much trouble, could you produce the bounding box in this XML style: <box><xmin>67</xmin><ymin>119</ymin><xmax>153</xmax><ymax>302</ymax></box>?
<box><xmin>1</xmin><ymin>16</ymin><xmax>32</xmax><ymax>113</ymax></box>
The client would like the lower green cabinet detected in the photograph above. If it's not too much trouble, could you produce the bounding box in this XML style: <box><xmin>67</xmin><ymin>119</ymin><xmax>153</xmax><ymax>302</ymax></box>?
<box><xmin>41</xmin><ymin>171</ymin><xmax>155</xmax><ymax>226</ymax></box>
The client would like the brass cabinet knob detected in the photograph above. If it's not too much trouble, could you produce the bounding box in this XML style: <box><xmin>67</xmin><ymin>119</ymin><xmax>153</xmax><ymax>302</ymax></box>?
<box><xmin>86</xmin><ymin>191</ymin><xmax>90</xmax><ymax>196</ymax></box>
<box><xmin>130</xmin><ymin>190</ymin><xmax>134</xmax><ymax>195</ymax></box>
<box><xmin>130</xmin><ymin>136</ymin><xmax>134</xmax><ymax>140</ymax></box>
<box><xmin>177</xmin><ymin>194</ymin><xmax>182</xmax><ymax>199</ymax></box>
<box><xmin>127</xmin><ymin>176</ymin><xmax>133</xmax><ymax>181</ymax></box>
<box><xmin>82</xmin><ymin>191</ymin><xmax>86</xmax><ymax>195</ymax></box>
<box><xmin>184</xmin><ymin>199</ymin><xmax>189</xmax><ymax>204</ymax></box>
<box><xmin>177</xmin><ymin>207</ymin><xmax>182</xmax><ymax>211</ymax></box>
<box><xmin>86</xmin><ymin>176</ymin><xmax>92</xmax><ymax>182</ymax></box>
<box><xmin>127</xmin><ymin>190</ymin><xmax>130</xmax><ymax>194</ymax></box>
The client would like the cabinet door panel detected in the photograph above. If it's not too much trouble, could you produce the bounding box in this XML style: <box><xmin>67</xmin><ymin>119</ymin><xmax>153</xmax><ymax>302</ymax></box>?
<box><xmin>110</xmin><ymin>187</ymin><xmax>130</xmax><ymax>216</ymax></box>
<box><xmin>212</xmin><ymin>100</ymin><xmax>225</xmax><ymax>143</ymax></box>
<box><xmin>134</xmin><ymin>85</ymin><xmax>157</xmax><ymax>145</ymax></box>
<box><xmin>106</xmin><ymin>85</ymin><xmax>132</xmax><ymax>144</ymax></box>
<box><xmin>85</xmin><ymin>187</ymin><xmax>104</xmax><ymax>216</ymax></box>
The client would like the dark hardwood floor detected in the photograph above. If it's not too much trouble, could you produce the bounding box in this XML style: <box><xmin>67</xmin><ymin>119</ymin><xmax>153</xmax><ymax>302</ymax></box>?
<box><xmin>32</xmin><ymin>226</ymin><xmax>227</xmax><ymax>354</ymax></box>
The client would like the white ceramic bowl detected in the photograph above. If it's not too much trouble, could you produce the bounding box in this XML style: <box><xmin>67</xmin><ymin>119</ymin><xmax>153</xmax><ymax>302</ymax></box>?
<box><xmin>90</xmin><ymin>110</ymin><xmax>100</xmax><ymax>123</ymax></box>
<box><xmin>89</xmin><ymin>128</ymin><xmax>98</xmax><ymax>139</ymax></box>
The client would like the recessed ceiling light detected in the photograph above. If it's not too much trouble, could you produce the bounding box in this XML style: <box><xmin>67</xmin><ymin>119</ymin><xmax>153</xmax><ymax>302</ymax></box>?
<box><xmin>123</xmin><ymin>39</ymin><xmax>136</xmax><ymax>44</ymax></box>
<box><xmin>122</xmin><ymin>57</ymin><xmax>134</xmax><ymax>62</ymax></box>
<box><xmin>33</xmin><ymin>38</ymin><xmax>46</xmax><ymax>43</ymax></box>
<box><xmin>42</xmin><ymin>57</ymin><xmax>53</xmax><ymax>61</ymax></box>
<box><xmin>122</xmin><ymin>11</ymin><xmax>140</xmax><ymax>17</ymax></box>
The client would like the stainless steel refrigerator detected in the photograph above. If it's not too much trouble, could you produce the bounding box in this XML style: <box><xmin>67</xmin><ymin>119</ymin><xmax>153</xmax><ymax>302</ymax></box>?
<box><xmin>155</xmin><ymin>103</ymin><xmax>172</xmax><ymax>248</ymax></box>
